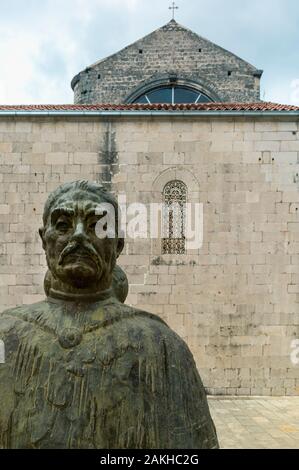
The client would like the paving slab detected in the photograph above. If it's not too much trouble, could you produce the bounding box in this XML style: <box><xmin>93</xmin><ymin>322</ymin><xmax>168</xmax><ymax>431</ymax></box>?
<box><xmin>208</xmin><ymin>396</ymin><xmax>299</xmax><ymax>449</ymax></box>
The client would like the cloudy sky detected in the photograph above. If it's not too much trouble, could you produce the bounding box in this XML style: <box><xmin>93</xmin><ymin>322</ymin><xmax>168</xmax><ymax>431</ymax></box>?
<box><xmin>0</xmin><ymin>0</ymin><xmax>298</xmax><ymax>105</ymax></box>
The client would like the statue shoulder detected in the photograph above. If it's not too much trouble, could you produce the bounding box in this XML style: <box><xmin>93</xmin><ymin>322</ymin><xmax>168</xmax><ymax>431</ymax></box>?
<box><xmin>0</xmin><ymin>301</ymin><xmax>47</xmax><ymax>333</ymax></box>
<box><xmin>123</xmin><ymin>304</ymin><xmax>169</xmax><ymax>328</ymax></box>
<box><xmin>122</xmin><ymin>304</ymin><xmax>192</xmax><ymax>356</ymax></box>
<box><xmin>0</xmin><ymin>306</ymin><xmax>24</xmax><ymax>333</ymax></box>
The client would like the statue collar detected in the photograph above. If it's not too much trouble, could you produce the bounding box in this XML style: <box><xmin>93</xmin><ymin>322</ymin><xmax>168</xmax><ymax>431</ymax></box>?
<box><xmin>48</xmin><ymin>287</ymin><xmax>114</xmax><ymax>303</ymax></box>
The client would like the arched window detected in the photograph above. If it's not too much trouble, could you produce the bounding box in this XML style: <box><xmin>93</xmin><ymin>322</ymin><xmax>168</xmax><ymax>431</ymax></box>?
<box><xmin>132</xmin><ymin>85</ymin><xmax>212</xmax><ymax>104</ymax></box>
<box><xmin>162</xmin><ymin>180</ymin><xmax>187</xmax><ymax>255</ymax></box>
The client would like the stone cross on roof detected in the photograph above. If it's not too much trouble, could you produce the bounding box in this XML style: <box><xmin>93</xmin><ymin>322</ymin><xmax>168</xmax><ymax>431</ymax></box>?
<box><xmin>169</xmin><ymin>1</ymin><xmax>179</xmax><ymax>20</ymax></box>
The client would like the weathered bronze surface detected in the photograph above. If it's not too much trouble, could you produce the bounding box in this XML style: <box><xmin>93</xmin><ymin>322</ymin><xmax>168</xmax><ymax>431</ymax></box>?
<box><xmin>0</xmin><ymin>180</ymin><xmax>218</xmax><ymax>449</ymax></box>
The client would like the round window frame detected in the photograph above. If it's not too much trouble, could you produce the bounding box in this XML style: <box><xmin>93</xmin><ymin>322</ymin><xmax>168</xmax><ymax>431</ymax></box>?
<box><xmin>132</xmin><ymin>85</ymin><xmax>212</xmax><ymax>105</ymax></box>
<box><xmin>125</xmin><ymin>76</ymin><xmax>221</xmax><ymax>104</ymax></box>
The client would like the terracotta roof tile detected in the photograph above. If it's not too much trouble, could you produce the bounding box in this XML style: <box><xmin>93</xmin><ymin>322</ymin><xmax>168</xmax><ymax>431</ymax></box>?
<box><xmin>0</xmin><ymin>102</ymin><xmax>298</xmax><ymax>112</ymax></box>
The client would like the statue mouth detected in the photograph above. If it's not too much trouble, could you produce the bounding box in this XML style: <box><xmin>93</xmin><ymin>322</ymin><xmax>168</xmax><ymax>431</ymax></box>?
<box><xmin>61</xmin><ymin>251</ymin><xmax>100</xmax><ymax>271</ymax></box>
<box><xmin>64</xmin><ymin>251</ymin><xmax>94</xmax><ymax>262</ymax></box>
<box><xmin>63</xmin><ymin>252</ymin><xmax>96</xmax><ymax>267</ymax></box>
<box><xmin>58</xmin><ymin>243</ymin><xmax>102</xmax><ymax>271</ymax></box>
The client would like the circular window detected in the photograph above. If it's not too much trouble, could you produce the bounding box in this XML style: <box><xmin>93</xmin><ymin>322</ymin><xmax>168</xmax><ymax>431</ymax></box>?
<box><xmin>132</xmin><ymin>86</ymin><xmax>213</xmax><ymax>104</ymax></box>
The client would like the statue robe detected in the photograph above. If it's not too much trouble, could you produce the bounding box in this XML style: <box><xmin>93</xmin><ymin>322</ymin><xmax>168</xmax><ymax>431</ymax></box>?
<box><xmin>0</xmin><ymin>295</ymin><xmax>218</xmax><ymax>449</ymax></box>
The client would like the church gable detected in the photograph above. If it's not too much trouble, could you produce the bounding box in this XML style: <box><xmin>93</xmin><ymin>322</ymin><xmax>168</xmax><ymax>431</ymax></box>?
<box><xmin>72</xmin><ymin>20</ymin><xmax>262</xmax><ymax>105</ymax></box>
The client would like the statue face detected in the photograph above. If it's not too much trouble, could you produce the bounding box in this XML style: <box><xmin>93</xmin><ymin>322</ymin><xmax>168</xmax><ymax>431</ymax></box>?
<box><xmin>39</xmin><ymin>190</ymin><xmax>124</xmax><ymax>290</ymax></box>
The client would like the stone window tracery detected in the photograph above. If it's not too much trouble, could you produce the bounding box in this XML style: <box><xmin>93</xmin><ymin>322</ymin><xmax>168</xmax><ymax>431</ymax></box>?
<box><xmin>162</xmin><ymin>180</ymin><xmax>187</xmax><ymax>254</ymax></box>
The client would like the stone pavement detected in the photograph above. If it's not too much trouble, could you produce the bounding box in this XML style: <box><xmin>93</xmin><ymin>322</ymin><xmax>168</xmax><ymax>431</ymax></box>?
<box><xmin>208</xmin><ymin>396</ymin><xmax>299</xmax><ymax>449</ymax></box>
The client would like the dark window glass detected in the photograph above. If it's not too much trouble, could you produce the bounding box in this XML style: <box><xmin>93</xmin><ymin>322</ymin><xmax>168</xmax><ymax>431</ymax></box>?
<box><xmin>146</xmin><ymin>87</ymin><xmax>172</xmax><ymax>103</ymax></box>
<box><xmin>196</xmin><ymin>94</ymin><xmax>211</xmax><ymax>103</ymax></box>
<box><xmin>132</xmin><ymin>86</ymin><xmax>213</xmax><ymax>104</ymax></box>
<box><xmin>134</xmin><ymin>95</ymin><xmax>148</xmax><ymax>104</ymax></box>
<box><xmin>174</xmin><ymin>87</ymin><xmax>198</xmax><ymax>103</ymax></box>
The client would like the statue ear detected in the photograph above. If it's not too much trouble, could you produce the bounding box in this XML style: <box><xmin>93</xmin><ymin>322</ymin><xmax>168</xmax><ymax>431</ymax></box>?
<box><xmin>116</xmin><ymin>237</ymin><xmax>124</xmax><ymax>258</ymax></box>
<box><xmin>39</xmin><ymin>227</ymin><xmax>46</xmax><ymax>250</ymax></box>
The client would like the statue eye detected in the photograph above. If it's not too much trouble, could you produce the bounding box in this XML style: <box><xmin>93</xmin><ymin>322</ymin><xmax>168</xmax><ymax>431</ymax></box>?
<box><xmin>89</xmin><ymin>221</ymin><xmax>98</xmax><ymax>231</ymax></box>
<box><xmin>56</xmin><ymin>221</ymin><xmax>70</xmax><ymax>232</ymax></box>
<box><xmin>88</xmin><ymin>214</ymin><xmax>106</xmax><ymax>233</ymax></box>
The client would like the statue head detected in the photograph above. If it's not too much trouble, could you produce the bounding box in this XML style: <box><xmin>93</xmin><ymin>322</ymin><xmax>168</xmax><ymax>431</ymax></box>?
<box><xmin>39</xmin><ymin>180</ymin><xmax>124</xmax><ymax>296</ymax></box>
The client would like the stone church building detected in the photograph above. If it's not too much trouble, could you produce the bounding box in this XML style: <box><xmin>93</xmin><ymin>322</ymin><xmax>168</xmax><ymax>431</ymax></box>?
<box><xmin>0</xmin><ymin>20</ymin><xmax>298</xmax><ymax>396</ymax></box>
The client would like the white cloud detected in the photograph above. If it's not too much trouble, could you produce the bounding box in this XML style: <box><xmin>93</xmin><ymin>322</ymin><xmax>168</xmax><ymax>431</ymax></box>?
<box><xmin>0</xmin><ymin>27</ymin><xmax>39</xmax><ymax>103</ymax></box>
<box><xmin>72</xmin><ymin>0</ymin><xmax>138</xmax><ymax>23</ymax></box>
<box><xmin>0</xmin><ymin>3</ymin><xmax>83</xmax><ymax>103</ymax></box>
<box><xmin>0</xmin><ymin>0</ymin><xmax>141</xmax><ymax>103</ymax></box>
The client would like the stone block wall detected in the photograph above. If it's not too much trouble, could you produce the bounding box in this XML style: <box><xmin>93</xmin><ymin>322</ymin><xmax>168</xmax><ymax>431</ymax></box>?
<box><xmin>0</xmin><ymin>114</ymin><xmax>298</xmax><ymax>396</ymax></box>
<box><xmin>73</xmin><ymin>20</ymin><xmax>261</xmax><ymax>104</ymax></box>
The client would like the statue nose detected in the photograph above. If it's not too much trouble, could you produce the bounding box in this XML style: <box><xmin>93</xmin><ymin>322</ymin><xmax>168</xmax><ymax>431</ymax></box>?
<box><xmin>72</xmin><ymin>222</ymin><xmax>87</xmax><ymax>241</ymax></box>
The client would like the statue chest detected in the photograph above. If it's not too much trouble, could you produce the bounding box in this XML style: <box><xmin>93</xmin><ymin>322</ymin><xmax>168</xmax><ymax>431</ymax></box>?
<box><xmin>1</xmin><ymin>322</ymin><xmax>143</xmax><ymax>449</ymax></box>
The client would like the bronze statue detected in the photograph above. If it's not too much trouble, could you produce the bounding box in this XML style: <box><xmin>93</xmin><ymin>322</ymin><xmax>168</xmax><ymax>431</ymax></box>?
<box><xmin>0</xmin><ymin>180</ymin><xmax>218</xmax><ymax>449</ymax></box>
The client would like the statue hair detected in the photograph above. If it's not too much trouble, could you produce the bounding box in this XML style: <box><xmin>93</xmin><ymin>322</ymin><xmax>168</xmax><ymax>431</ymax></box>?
<box><xmin>42</xmin><ymin>180</ymin><xmax>121</xmax><ymax>230</ymax></box>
